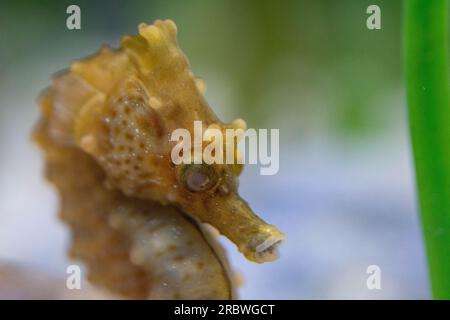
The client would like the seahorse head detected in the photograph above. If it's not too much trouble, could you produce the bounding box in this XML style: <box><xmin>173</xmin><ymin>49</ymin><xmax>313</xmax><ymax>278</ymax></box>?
<box><xmin>73</xmin><ymin>20</ymin><xmax>284</xmax><ymax>262</ymax></box>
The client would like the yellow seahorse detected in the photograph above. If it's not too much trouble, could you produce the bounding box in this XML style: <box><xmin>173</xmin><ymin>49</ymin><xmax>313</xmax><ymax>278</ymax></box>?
<box><xmin>33</xmin><ymin>19</ymin><xmax>284</xmax><ymax>299</ymax></box>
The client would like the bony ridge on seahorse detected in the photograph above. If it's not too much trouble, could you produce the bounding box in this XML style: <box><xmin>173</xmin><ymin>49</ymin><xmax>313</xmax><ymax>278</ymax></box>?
<box><xmin>34</xmin><ymin>19</ymin><xmax>284</xmax><ymax>299</ymax></box>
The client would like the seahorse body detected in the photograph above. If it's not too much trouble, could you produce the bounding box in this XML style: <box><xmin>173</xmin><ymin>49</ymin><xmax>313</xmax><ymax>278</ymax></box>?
<box><xmin>34</xmin><ymin>94</ymin><xmax>234</xmax><ymax>299</ymax></box>
<box><xmin>33</xmin><ymin>19</ymin><xmax>283</xmax><ymax>299</ymax></box>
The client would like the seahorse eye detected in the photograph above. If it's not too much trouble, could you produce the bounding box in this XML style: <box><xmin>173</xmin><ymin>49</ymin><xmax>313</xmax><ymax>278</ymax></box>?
<box><xmin>180</xmin><ymin>164</ymin><xmax>218</xmax><ymax>192</ymax></box>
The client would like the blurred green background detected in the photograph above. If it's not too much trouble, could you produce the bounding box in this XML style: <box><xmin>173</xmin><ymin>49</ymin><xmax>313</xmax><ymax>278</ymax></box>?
<box><xmin>0</xmin><ymin>1</ymin><xmax>430</xmax><ymax>299</ymax></box>
<box><xmin>0</xmin><ymin>0</ymin><xmax>402</xmax><ymax>135</ymax></box>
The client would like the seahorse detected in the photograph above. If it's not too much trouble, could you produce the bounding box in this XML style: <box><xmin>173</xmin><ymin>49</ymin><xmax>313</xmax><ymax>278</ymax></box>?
<box><xmin>33</xmin><ymin>19</ymin><xmax>284</xmax><ymax>299</ymax></box>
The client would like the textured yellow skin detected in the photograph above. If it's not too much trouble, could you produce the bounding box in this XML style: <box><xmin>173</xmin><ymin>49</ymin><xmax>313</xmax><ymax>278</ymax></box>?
<box><xmin>33</xmin><ymin>20</ymin><xmax>283</xmax><ymax>299</ymax></box>
<box><xmin>34</xmin><ymin>93</ymin><xmax>234</xmax><ymax>299</ymax></box>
